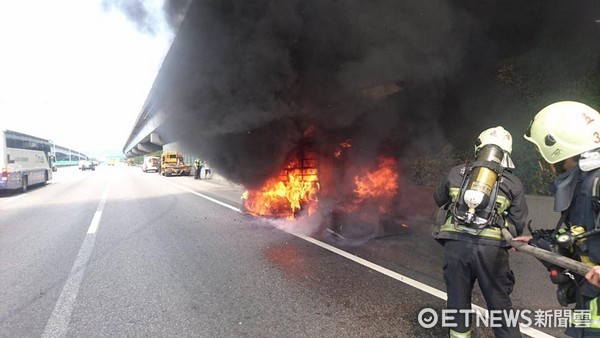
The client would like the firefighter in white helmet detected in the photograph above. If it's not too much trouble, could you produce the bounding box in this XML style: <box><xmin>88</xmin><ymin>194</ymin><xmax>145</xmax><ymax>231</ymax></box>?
<box><xmin>515</xmin><ymin>101</ymin><xmax>600</xmax><ymax>337</ymax></box>
<box><xmin>434</xmin><ymin>126</ymin><xmax>528</xmax><ymax>338</ymax></box>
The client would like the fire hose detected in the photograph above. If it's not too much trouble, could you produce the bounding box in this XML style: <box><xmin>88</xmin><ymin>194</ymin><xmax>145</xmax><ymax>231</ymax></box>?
<box><xmin>501</xmin><ymin>228</ymin><xmax>592</xmax><ymax>277</ymax></box>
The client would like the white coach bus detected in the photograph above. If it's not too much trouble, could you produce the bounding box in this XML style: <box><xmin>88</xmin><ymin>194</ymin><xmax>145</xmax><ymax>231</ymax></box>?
<box><xmin>0</xmin><ymin>130</ymin><xmax>53</xmax><ymax>192</ymax></box>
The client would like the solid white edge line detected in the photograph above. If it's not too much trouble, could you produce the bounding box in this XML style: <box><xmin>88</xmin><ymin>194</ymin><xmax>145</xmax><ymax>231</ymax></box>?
<box><xmin>163</xmin><ymin>179</ymin><xmax>241</xmax><ymax>212</ymax></box>
<box><xmin>290</xmin><ymin>231</ymin><xmax>554</xmax><ymax>338</ymax></box>
<box><xmin>168</xmin><ymin>179</ymin><xmax>554</xmax><ymax>338</ymax></box>
<box><xmin>97</xmin><ymin>183</ymin><xmax>110</xmax><ymax>212</ymax></box>
<box><xmin>42</xmin><ymin>182</ymin><xmax>111</xmax><ymax>337</ymax></box>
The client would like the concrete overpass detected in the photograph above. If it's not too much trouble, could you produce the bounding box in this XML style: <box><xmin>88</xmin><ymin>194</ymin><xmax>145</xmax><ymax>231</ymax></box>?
<box><xmin>121</xmin><ymin>20</ymin><xmax>179</xmax><ymax>157</ymax></box>
<box><xmin>121</xmin><ymin>52</ymin><xmax>178</xmax><ymax>157</ymax></box>
<box><xmin>122</xmin><ymin>0</ymin><xmax>206</xmax><ymax>159</ymax></box>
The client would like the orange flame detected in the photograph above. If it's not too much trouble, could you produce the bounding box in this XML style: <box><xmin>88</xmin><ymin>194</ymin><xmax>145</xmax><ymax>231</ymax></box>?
<box><xmin>352</xmin><ymin>156</ymin><xmax>398</xmax><ymax>211</ymax></box>
<box><xmin>242</xmin><ymin>158</ymin><xmax>319</xmax><ymax>219</ymax></box>
<box><xmin>334</xmin><ymin>139</ymin><xmax>352</xmax><ymax>158</ymax></box>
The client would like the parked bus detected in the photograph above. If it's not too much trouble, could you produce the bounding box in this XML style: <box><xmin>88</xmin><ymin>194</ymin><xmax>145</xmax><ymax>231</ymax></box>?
<box><xmin>0</xmin><ymin>130</ymin><xmax>53</xmax><ymax>192</ymax></box>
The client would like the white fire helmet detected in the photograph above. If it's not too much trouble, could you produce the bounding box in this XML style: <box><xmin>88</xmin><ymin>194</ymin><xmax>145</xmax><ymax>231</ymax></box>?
<box><xmin>524</xmin><ymin>101</ymin><xmax>600</xmax><ymax>164</ymax></box>
<box><xmin>475</xmin><ymin>126</ymin><xmax>514</xmax><ymax>168</ymax></box>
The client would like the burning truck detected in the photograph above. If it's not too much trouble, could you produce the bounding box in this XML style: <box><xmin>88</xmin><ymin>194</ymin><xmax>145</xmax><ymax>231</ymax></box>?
<box><xmin>240</xmin><ymin>125</ymin><xmax>404</xmax><ymax>239</ymax></box>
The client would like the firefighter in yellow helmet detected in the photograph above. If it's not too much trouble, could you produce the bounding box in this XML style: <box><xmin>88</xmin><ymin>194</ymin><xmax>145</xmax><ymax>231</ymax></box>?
<box><xmin>194</xmin><ymin>159</ymin><xmax>203</xmax><ymax>180</ymax></box>
<box><xmin>516</xmin><ymin>101</ymin><xmax>600</xmax><ymax>337</ymax></box>
<box><xmin>434</xmin><ymin>126</ymin><xmax>528</xmax><ymax>338</ymax></box>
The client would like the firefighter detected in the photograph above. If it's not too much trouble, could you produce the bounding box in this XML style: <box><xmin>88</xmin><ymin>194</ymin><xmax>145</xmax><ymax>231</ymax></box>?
<box><xmin>203</xmin><ymin>160</ymin><xmax>211</xmax><ymax>179</ymax></box>
<box><xmin>434</xmin><ymin>126</ymin><xmax>528</xmax><ymax>338</ymax></box>
<box><xmin>516</xmin><ymin>101</ymin><xmax>600</xmax><ymax>337</ymax></box>
<box><xmin>194</xmin><ymin>159</ymin><xmax>202</xmax><ymax>180</ymax></box>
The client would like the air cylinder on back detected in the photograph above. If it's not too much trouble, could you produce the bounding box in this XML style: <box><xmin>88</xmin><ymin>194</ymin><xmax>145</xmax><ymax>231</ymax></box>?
<box><xmin>463</xmin><ymin>144</ymin><xmax>504</xmax><ymax>221</ymax></box>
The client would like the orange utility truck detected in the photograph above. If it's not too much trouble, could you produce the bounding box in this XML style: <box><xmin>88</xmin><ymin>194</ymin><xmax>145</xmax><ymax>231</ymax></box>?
<box><xmin>160</xmin><ymin>151</ymin><xmax>191</xmax><ymax>176</ymax></box>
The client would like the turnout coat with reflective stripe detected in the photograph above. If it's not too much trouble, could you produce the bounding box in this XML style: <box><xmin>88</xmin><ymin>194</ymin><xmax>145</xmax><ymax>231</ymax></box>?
<box><xmin>433</xmin><ymin>163</ymin><xmax>529</xmax><ymax>248</ymax></box>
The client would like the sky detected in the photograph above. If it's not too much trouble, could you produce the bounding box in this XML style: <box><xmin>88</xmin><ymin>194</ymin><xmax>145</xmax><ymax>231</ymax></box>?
<box><xmin>0</xmin><ymin>0</ymin><xmax>172</xmax><ymax>159</ymax></box>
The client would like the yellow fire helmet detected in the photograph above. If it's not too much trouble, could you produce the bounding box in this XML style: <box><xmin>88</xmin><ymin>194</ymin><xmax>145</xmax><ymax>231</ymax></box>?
<box><xmin>475</xmin><ymin>126</ymin><xmax>515</xmax><ymax>168</ymax></box>
<box><xmin>524</xmin><ymin>101</ymin><xmax>600</xmax><ymax>164</ymax></box>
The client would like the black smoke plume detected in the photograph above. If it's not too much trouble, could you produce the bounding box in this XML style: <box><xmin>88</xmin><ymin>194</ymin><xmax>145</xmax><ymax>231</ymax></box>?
<box><xmin>149</xmin><ymin>0</ymin><xmax>475</xmax><ymax>188</ymax></box>
<box><xmin>124</xmin><ymin>0</ymin><xmax>600</xmax><ymax>191</ymax></box>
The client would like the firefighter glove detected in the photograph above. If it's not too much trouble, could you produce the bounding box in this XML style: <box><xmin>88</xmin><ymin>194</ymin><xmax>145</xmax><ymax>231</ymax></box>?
<box><xmin>505</xmin><ymin>222</ymin><xmax>518</xmax><ymax>238</ymax></box>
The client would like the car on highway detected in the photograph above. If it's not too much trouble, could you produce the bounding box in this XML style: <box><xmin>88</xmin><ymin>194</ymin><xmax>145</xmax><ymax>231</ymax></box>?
<box><xmin>79</xmin><ymin>160</ymin><xmax>96</xmax><ymax>171</ymax></box>
<box><xmin>142</xmin><ymin>156</ymin><xmax>159</xmax><ymax>173</ymax></box>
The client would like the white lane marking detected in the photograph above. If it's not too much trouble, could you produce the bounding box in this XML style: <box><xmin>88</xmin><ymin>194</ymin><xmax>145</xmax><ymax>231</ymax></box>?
<box><xmin>42</xmin><ymin>182</ymin><xmax>111</xmax><ymax>337</ymax></box>
<box><xmin>87</xmin><ymin>185</ymin><xmax>110</xmax><ymax>234</ymax></box>
<box><xmin>291</xmin><ymin>232</ymin><xmax>552</xmax><ymax>338</ymax></box>
<box><xmin>163</xmin><ymin>179</ymin><xmax>241</xmax><ymax>212</ymax></box>
<box><xmin>86</xmin><ymin>211</ymin><xmax>102</xmax><ymax>235</ymax></box>
<box><xmin>294</xmin><ymin>232</ymin><xmax>448</xmax><ymax>299</ymax></box>
<box><xmin>169</xmin><ymin>180</ymin><xmax>553</xmax><ymax>337</ymax></box>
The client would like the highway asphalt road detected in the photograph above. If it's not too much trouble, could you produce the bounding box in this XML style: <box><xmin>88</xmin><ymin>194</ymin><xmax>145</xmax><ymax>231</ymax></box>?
<box><xmin>0</xmin><ymin>165</ymin><xmax>572</xmax><ymax>337</ymax></box>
